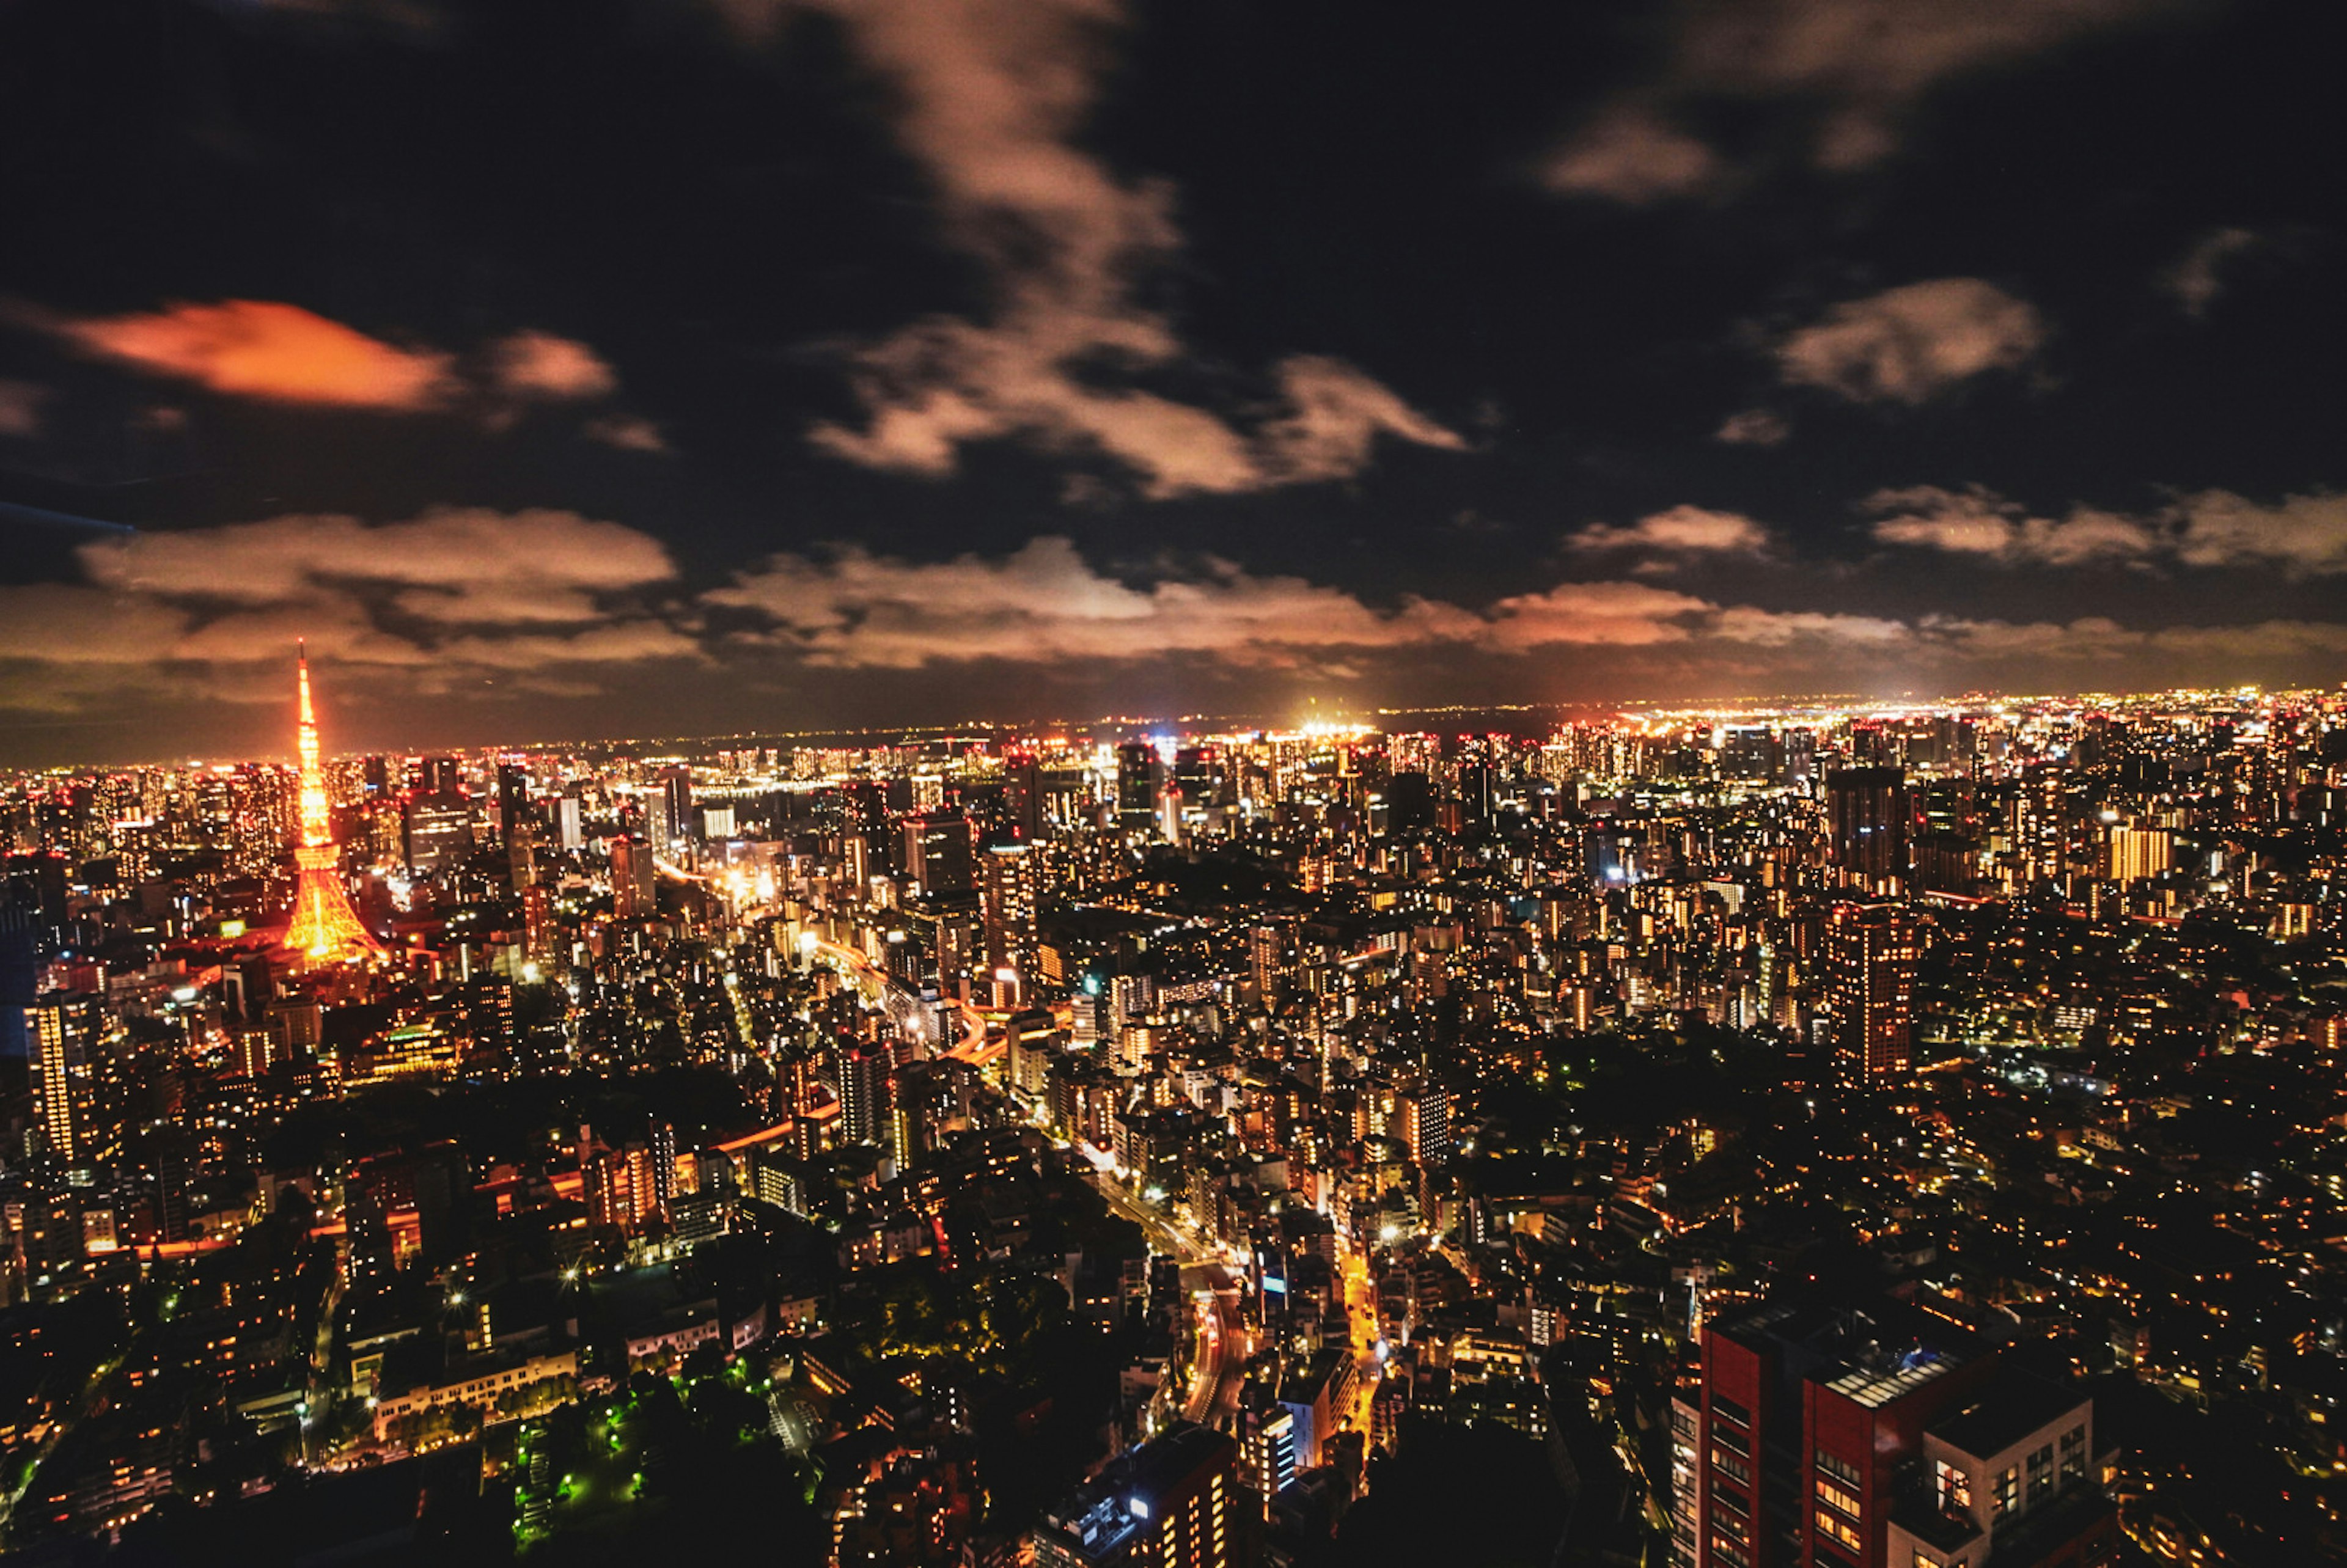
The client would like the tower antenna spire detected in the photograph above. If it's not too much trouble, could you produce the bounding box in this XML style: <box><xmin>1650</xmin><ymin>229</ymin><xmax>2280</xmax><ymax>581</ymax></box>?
<box><xmin>282</xmin><ymin>643</ymin><xmax>383</xmax><ymax>963</ymax></box>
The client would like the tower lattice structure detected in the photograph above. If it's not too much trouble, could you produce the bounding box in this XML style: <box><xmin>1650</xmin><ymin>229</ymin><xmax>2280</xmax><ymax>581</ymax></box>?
<box><xmin>283</xmin><ymin>646</ymin><xmax>384</xmax><ymax>964</ymax></box>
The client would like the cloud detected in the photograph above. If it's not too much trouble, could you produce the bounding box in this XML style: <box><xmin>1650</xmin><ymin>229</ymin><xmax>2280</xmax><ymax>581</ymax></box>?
<box><xmin>709</xmin><ymin>533</ymin><xmax>1912</xmax><ymax>670</ymax></box>
<box><xmin>1255</xmin><ymin>356</ymin><xmax>1469</xmax><ymax>483</ymax></box>
<box><xmin>489</xmin><ymin>330</ymin><xmax>619</xmax><ymax>400</ymax></box>
<box><xmin>1926</xmin><ymin>615</ymin><xmax>2347</xmax><ymax>667</ymax></box>
<box><xmin>50</xmin><ymin>299</ymin><xmax>458</xmax><ymax>409</ymax></box>
<box><xmin>1542</xmin><ymin>111</ymin><xmax>1722</xmax><ymax>203</ymax></box>
<box><xmin>1866</xmin><ymin>484</ymin><xmax>2347</xmax><ymax>574</ymax></box>
<box><xmin>1777</xmin><ymin>279</ymin><xmax>2044</xmax><ymax>405</ymax></box>
<box><xmin>0</xmin><ymin>585</ymin><xmax>194</xmax><ymax>665</ymax></box>
<box><xmin>1548</xmin><ymin>0</ymin><xmax>2187</xmax><ymax>199</ymax></box>
<box><xmin>1714</xmin><ymin>408</ymin><xmax>1790</xmax><ymax>446</ymax></box>
<box><xmin>585</xmin><ymin>414</ymin><xmax>672</xmax><ymax>453</ymax></box>
<box><xmin>82</xmin><ymin>507</ymin><xmax>677</xmax><ymax>607</ymax></box>
<box><xmin>2161</xmin><ymin>226</ymin><xmax>2261</xmax><ymax>317</ymax></box>
<box><xmin>1864</xmin><ymin>485</ymin><xmax>2158</xmax><ymax>565</ymax></box>
<box><xmin>710</xmin><ymin>535</ymin><xmax>1469</xmax><ymax>667</ymax></box>
<box><xmin>2174</xmin><ymin>489</ymin><xmax>2347</xmax><ymax>575</ymax></box>
<box><xmin>10</xmin><ymin>510</ymin><xmax>2347</xmax><ymax>736</ymax></box>
<box><xmin>733</xmin><ymin>0</ymin><xmax>1456</xmax><ymax>496</ymax></box>
<box><xmin>33</xmin><ymin>301</ymin><xmax>634</xmax><ymax>430</ymax></box>
<box><xmin>0</xmin><ymin>380</ymin><xmax>49</xmax><ymax>437</ymax></box>
<box><xmin>1567</xmin><ymin>504</ymin><xmax>1774</xmax><ymax>560</ymax></box>
<box><xmin>0</xmin><ymin>507</ymin><xmax>703</xmax><ymax>724</ymax></box>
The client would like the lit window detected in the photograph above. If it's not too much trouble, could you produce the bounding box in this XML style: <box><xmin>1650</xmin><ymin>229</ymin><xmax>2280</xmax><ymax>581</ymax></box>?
<box><xmin>1935</xmin><ymin>1459</ymin><xmax>1972</xmax><ymax>1512</ymax></box>
<box><xmin>1815</xmin><ymin>1508</ymin><xmax>1864</xmax><ymax>1552</ymax></box>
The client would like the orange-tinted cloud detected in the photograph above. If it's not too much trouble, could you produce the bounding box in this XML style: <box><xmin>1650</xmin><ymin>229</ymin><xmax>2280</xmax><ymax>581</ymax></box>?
<box><xmin>490</xmin><ymin>329</ymin><xmax>619</xmax><ymax>400</ymax></box>
<box><xmin>54</xmin><ymin>299</ymin><xmax>457</xmax><ymax>409</ymax></box>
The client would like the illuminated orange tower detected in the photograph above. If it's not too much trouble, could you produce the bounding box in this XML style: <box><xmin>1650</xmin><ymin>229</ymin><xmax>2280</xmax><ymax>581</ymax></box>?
<box><xmin>283</xmin><ymin>643</ymin><xmax>383</xmax><ymax>963</ymax></box>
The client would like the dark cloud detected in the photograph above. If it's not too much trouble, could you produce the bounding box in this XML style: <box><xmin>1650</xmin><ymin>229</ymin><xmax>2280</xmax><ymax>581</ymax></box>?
<box><xmin>1546</xmin><ymin>0</ymin><xmax>2199</xmax><ymax>198</ymax></box>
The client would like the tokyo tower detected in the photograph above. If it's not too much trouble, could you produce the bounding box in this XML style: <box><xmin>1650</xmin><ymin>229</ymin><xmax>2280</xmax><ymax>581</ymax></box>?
<box><xmin>282</xmin><ymin>645</ymin><xmax>384</xmax><ymax>964</ymax></box>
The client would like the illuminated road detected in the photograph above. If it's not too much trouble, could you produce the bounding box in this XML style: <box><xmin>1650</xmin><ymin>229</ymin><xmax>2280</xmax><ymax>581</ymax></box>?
<box><xmin>1186</xmin><ymin>1267</ymin><xmax>1247</xmax><ymax>1428</ymax></box>
<box><xmin>805</xmin><ymin>936</ymin><xmax>991</xmax><ymax>1056</ymax></box>
<box><xmin>1087</xmin><ymin>1171</ymin><xmax>1247</xmax><ymax>1431</ymax></box>
<box><xmin>1337</xmin><ymin>1239</ymin><xmax>1382</xmax><ymax>1435</ymax></box>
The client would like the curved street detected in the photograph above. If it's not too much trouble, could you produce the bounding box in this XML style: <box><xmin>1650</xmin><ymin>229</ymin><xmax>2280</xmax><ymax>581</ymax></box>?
<box><xmin>1087</xmin><ymin>1173</ymin><xmax>1249</xmax><ymax>1432</ymax></box>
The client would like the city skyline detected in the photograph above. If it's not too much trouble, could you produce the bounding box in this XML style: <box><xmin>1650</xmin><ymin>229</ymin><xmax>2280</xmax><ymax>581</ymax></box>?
<box><xmin>8</xmin><ymin>4</ymin><xmax>2347</xmax><ymax>1565</ymax></box>
<box><xmin>2</xmin><ymin>0</ymin><xmax>2345</xmax><ymax>766</ymax></box>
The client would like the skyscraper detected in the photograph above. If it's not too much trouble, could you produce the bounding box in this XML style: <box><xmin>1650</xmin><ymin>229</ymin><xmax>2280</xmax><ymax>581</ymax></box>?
<box><xmin>982</xmin><ymin>841</ymin><xmax>1041</xmax><ymax>975</ymax></box>
<box><xmin>837</xmin><ymin>1041</ymin><xmax>892</xmax><ymax>1149</ymax></box>
<box><xmin>496</xmin><ymin>763</ymin><xmax>531</xmax><ymax>843</ymax></box>
<box><xmin>1827</xmin><ymin>903</ymin><xmax>1917</xmax><ymax>1080</ymax></box>
<box><xmin>611</xmin><ymin>836</ymin><xmax>656</xmax><ymax>919</ymax></box>
<box><xmin>658</xmin><ymin>764</ymin><xmax>693</xmax><ymax>849</ymax></box>
<box><xmin>1117</xmin><ymin>742</ymin><xmax>1162</xmax><ymax>837</ymax></box>
<box><xmin>0</xmin><ymin>897</ymin><xmax>37</xmax><ymax>1064</ymax></box>
<box><xmin>283</xmin><ymin>647</ymin><xmax>385</xmax><ymax>964</ymax></box>
<box><xmin>900</xmin><ymin>810</ymin><xmax>976</xmax><ymax>899</ymax></box>
<box><xmin>1826</xmin><ymin>766</ymin><xmax>1909</xmax><ymax>887</ymax></box>
<box><xmin>28</xmin><ymin>998</ymin><xmax>77</xmax><ymax>1163</ymax></box>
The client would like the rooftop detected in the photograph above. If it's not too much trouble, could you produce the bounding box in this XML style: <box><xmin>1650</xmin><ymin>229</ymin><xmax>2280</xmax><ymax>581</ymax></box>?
<box><xmin>1930</xmin><ymin>1372</ymin><xmax>2089</xmax><ymax>1461</ymax></box>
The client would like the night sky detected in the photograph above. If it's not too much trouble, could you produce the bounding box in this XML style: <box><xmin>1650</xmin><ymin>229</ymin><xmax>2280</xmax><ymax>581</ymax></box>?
<box><xmin>2</xmin><ymin>0</ymin><xmax>2343</xmax><ymax>765</ymax></box>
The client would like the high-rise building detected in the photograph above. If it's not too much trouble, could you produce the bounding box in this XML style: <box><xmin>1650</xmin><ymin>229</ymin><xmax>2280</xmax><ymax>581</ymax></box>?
<box><xmin>1236</xmin><ymin>1398</ymin><xmax>1298</xmax><ymax>1519</ymax></box>
<box><xmin>496</xmin><ymin>763</ymin><xmax>531</xmax><ymax>843</ymax></box>
<box><xmin>982</xmin><ymin>843</ymin><xmax>1041</xmax><ymax>976</ymax></box>
<box><xmin>1827</xmin><ymin>766</ymin><xmax>1909</xmax><ymax>886</ymax></box>
<box><xmin>1247</xmin><ymin>925</ymin><xmax>1282</xmax><ymax>1000</ymax></box>
<box><xmin>1117</xmin><ymin>742</ymin><xmax>1162</xmax><ymax>837</ymax></box>
<box><xmin>2104</xmin><ymin>825</ymin><xmax>2172</xmax><ymax>884</ymax></box>
<box><xmin>1684</xmin><ymin>1299</ymin><xmax>1991</xmax><ymax>1568</ymax></box>
<box><xmin>1889</xmin><ymin>1376</ymin><xmax>2115</xmax><ymax>1568</ymax></box>
<box><xmin>1004</xmin><ymin>753</ymin><xmax>1045</xmax><ymax>841</ymax></box>
<box><xmin>650</xmin><ymin>1119</ymin><xmax>677</xmax><ymax>1211</ymax></box>
<box><xmin>900</xmin><ymin>811</ymin><xmax>975</xmax><ymax>899</ymax></box>
<box><xmin>283</xmin><ymin>647</ymin><xmax>386</xmax><ymax>964</ymax></box>
<box><xmin>402</xmin><ymin>794</ymin><xmax>474</xmax><ymax>876</ymax></box>
<box><xmin>837</xmin><ymin>1041</ymin><xmax>892</xmax><ymax>1149</ymax></box>
<box><xmin>658</xmin><ymin>764</ymin><xmax>693</xmax><ymax>849</ymax></box>
<box><xmin>1029</xmin><ymin>1421</ymin><xmax>1251</xmax><ymax>1568</ymax></box>
<box><xmin>0</xmin><ymin>898</ymin><xmax>37</xmax><ymax>1064</ymax></box>
<box><xmin>1675</xmin><ymin>1297</ymin><xmax>2113</xmax><ymax>1568</ymax></box>
<box><xmin>610</xmin><ymin>835</ymin><xmax>656</xmax><ymax>919</ymax></box>
<box><xmin>1827</xmin><ymin>904</ymin><xmax>1917</xmax><ymax>1080</ymax></box>
<box><xmin>1397</xmin><ymin>1082</ymin><xmax>1452</xmax><ymax>1166</ymax></box>
<box><xmin>28</xmin><ymin>998</ymin><xmax>77</xmax><ymax>1163</ymax></box>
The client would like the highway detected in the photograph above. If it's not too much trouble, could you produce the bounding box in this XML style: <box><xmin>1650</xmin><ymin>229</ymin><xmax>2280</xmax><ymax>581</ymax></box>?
<box><xmin>1088</xmin><ymin>1171</ymin><xmax>1248</xmax><ymax>1431</ymax></box>
<box><xmin>1186</xmin><ymin>1267</ymin><xmax>1247</xmax><ymax>1427</ymax></box>
<box><xmin>804</xmin><ymin>936</ymin><xmax>993</xmax><ymax>1057</ymax></box>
